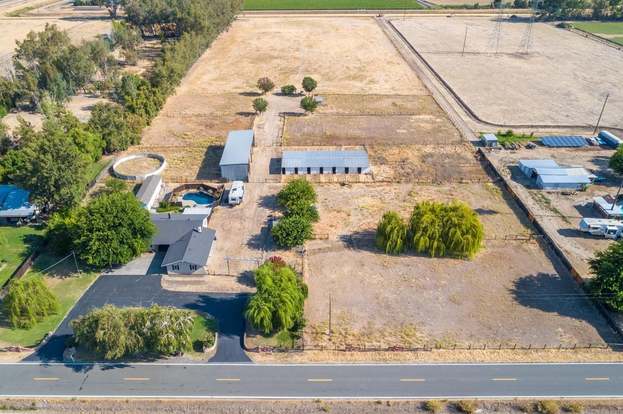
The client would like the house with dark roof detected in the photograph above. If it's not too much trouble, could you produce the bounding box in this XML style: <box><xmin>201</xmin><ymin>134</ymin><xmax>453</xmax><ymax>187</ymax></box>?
<box><xmin>151</xmin><ymin>213</ymin><xmax>216</xmax><ymax>275</ymax></box>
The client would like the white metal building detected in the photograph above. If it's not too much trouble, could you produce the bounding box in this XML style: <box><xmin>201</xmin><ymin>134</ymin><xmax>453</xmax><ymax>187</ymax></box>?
<box><xmin>135</xmin><ymin>174</ymin><xmax>163</xmax><ymax>210</ymax></box>
<box><xmin>281</xmin><ymin>150</ymin><xmax>370</xmax><ymax>175</ymax></box>
<box><xmin>219</xmin><ymin>130</ymin><xmax>254</xmax><ymax>181</ymax></box>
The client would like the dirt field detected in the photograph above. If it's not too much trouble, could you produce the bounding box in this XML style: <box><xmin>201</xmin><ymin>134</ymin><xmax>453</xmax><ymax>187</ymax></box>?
<box><xmin>391</xmin><ymin>17</ymin><xmax>623</xmax><ymax>129</ymax></box>
<box><xmin>487</xmin><ymin>146</ymin><xmax>620</xmax><ymax>277</ymax></box>
<box><xmin>303</xmin><ymin>182</ymin><xmax>618</xmax><ymax>348</ymax></box>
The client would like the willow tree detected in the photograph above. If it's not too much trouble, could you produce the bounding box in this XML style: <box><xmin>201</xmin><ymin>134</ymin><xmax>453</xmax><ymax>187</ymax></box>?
<box><xmin>3</xmin><ymin>277</ymin><xmax>58</xmax><ymax>329</ymax></box>
<box><xmin>408</xmin><ymin>200</ymin><xmax>483</xmax><ymax>259</ymax></box>
<box><xmin>375</xmin><ymin>211</ymin><xmax>407</xmax><ymax>255</ymax></box>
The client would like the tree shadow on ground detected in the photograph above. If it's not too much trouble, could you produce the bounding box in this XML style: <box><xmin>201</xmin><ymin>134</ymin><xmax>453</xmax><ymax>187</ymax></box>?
<box><xmin>239</xmin><ymin>91</ymin><xmax>261</xmax><ymax>97</ymax></box>
<box><xmin>339</xmin><ymin>230</ymin><xmax>378</xmax><ymax>253</ymax></box>
<box><xmin>511</xmin><ymin>272</ymin><xmax>622</xmax><ymax>345</ymax></box>
<box><xmin>474</xmin><ymin>208</ymin><xmax>499</xmax><ymax>215</ymax></box>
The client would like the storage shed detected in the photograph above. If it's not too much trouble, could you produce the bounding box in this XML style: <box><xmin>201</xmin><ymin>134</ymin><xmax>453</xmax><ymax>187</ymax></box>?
<box><xmin>518</xmin><ymin>159</ymin><xmax>559</xmax><ymax>178</ymax></box>
<box><xmin>536</xmin><ymin>174</ymin><xmax>591</xmax><ymax>190</ymax></box>
<box><xmin>281</xmin><ymin>150</ymin><xmax>370</xmax><ymax>175</ymax></box>
<box><xmin>135</xmin><ymin>174</ymin><xmax>163</xmax><ymax>210</ymax></box>
<box><xmin>219</xmin><ymin>130</ymin><xmax>254</xmax><ymax>181</ymax></box>
<box><xmin>599</xmin><ymin>130</ymin><xmax>622</xmax><ymax>148</ymax></box>
<box><xmin>480</xmin><ymin>133</ymin><xmax>499</xmax><ymax>148</ymax></box>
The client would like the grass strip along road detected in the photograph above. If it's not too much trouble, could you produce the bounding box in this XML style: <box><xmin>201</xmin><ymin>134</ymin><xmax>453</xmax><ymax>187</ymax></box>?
<box><xmin>1</xmin><ymin>363</ymin><xmax>623</xmax><ymax>399</ymax></box>
<box><xmin>243</xmin><ymin>0</ymin><xmax>424</xmax><ymax>10</ymax></box>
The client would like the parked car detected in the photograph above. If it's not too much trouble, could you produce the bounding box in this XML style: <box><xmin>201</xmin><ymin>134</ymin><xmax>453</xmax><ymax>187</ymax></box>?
<box><xmin>228</xmin><ymin>181</ymin><xmax>245</xmax><ymax>205</ymax></box>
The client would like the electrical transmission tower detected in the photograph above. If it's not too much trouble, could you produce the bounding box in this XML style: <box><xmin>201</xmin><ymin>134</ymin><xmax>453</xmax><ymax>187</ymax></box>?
<box><xmin>519</xmin><ymin>0</ymin><xmax>539</xmax><ymax>53</ymax></box>
<box><xmin>489</xmin><ymin>6</ymin><xmax>504</xmax><ymax>55</ymax></box>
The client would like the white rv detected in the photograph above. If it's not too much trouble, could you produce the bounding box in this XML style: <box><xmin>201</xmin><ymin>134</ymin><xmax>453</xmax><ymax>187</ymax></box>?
<box><xmin>579</xmin><ymin>218</ymin><xmax>623</xmax><ymax>239</ymax></box>
<box><xmin>228</xmin><ymin>181</ymin><xmax>245</xmax><ymax>205</ymax></box>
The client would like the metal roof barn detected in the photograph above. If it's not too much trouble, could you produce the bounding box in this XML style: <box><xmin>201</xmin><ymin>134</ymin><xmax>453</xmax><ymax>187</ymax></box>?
<box><xmin>541</xmin><ymin>136</ymin><xmax>588</xmax><ymax>147</ymax></box>
<box><xmin>518</xmin><ymin>159</ymin><xmax>559</xmax><ymax>178</ymax></box>
<box><xmin>536</xmin><ymin>174</ymin><xmax>591</xmax><ymax>190</ymax></box>
<box><xmin>219</xmin><ymin>130</ymin><xmax>254</xmax><ymax>181</ymax></box>
<box><xmin>480</xmin><ymin>133</ymin><xmax>498</xmax><ymax>147</ymax></box>
<box><xmin>282</xmin><ymin>150</ymin><xmax>370</xmax><ymax>175</ymax></box>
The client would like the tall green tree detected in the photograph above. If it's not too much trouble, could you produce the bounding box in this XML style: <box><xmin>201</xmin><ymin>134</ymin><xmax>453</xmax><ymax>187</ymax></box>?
<box><xmin>73</xmin><ymin>191</ymin><xmax>155</xmax><ymax>267</ymax></box>
<box><xmin>277</xmin><ymin>178</ymin><xmax>316</xmax><ymax>211</ymax></box>
<box><xmin>301</xmin><ymin>76</ymin><xmax>317</xmax><ymax>94</ymax></box>
<box><xmin>256</xmin><ymin>77</ymin><xmax>275</xmax><ymax>95</ymax></box>
<box><xmin>590</xmin><ymin>241</ymin><xmax>623</xmax><ymax>311</ymax></box>
<box><xmin>610</xmin><ymin>147</ymin><xmax>623</xmax><ymax>176</ymax></box>
<box><xmin>3</xmin><ymin>277</ymin><xmax>59</xmax><ymax>329</ymax></box>
<box><xmin>88</xmin><ymin>103</ymin><xmax>143</xmax><ymax>153</ymax></box>
<box><xmin>376</xmin><ymin>211</ymin><xmax>408</xmax><ymax>255</ymax></box>
<box><xmin>271</xmin><ymin>215</ymin><xmax>312</xmax><ymax>248</ymax></box>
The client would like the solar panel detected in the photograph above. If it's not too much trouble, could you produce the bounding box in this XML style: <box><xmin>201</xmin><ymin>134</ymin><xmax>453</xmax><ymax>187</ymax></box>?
<box><xmin>541</xmin><ymin>136</ymin><xmax>588</xmax><ymax>148</ymax></box>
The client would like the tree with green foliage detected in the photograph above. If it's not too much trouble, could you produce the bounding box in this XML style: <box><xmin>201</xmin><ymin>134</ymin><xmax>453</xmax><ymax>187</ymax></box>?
<box><xmin>301</xmin><ymin>76</ymin><xmax>317</xmax><ymax>94</ymax></box>
<box><xmin>71</xmin><ymin>304</ymin><xmax>194</xmax><ymax>360</ymax></box>
<box><xmin>73</xmin><ymin>191</ymin><xmax>155</xmax><ymax>267</ymax></box>
<box><xmin>280</xmin><ymin>84</ymin><xmax>296</xmax><ymax>96</ymax></box>
<box><xmin>376</xmin><ymin>211</ymin><xmax>408</xmax><ymax>255</ymax></box>
<box><xmin>3</xmin><ymin>276</ymin><xmax>59</xmax><ymax>329</ymax></box>
<box><xmin>541</xmin><ymin>0</ymin><xmax>588</xmax><ymax>18</ymax></box>
<box><xmin>610</xmin><ymin>147</ymin><xmax>623</xmax><ymax>175</ymax></box>
<box><xmin>300</xmin><ymin>96</ymin><xmax>318</xmax><ymax>114</ymax></box>
<box><xmin>271</xmin><ymin>215</ymin><xmax>313</xmax><ymax>248</ymax></box>
<box><xmin>409</xmin><ymin>201</ymin><xmax>484</xmax><ymax>259</ymax></box>
<box><xmin>46</xmin><ymin>210</ymin><xmax>79</xmax><ymax>255</ymax></box>
<box><xmin>245</xmin><ymin>259</ymin><xmax>307</xmax><ymax>335</ymax></box>
<box><xmin>88</xmin><ymin>103</ymin><xmax>143</xmax><ymax>153</ymax></box>
<box><xmin>256</xmin><ymin>77</ymin><xmax>275</xmax><ymax>95</ymax></box>
<box><xmin>590</xmin><ymin>241</ymin><xmax>623</xmax><ymax>311</ymax></box>
<box><xmin>277</xmin><ymin>178</ymin><xmax>316</xmax><ymax>210</ymax></box>
<box><xmin>14</xmin><ymin>131</ymin><xmax>88</xmax><ymax>213</ymax></box>
<box><xmin>252</xmin><ymin>97</ymin><xmax>268</xmax><ymax>114</ymax></box>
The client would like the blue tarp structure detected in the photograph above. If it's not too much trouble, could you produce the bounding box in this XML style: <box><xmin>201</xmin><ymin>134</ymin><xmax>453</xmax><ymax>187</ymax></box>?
<box><xmin>541</xmin><ymin>136</ymin><xmax>587</xmax><ymax>148</ymax></box>
<box><xmin>0</xmin><ymin>185</ymin><xmax>37</xmax><ymax>219</ymax></box>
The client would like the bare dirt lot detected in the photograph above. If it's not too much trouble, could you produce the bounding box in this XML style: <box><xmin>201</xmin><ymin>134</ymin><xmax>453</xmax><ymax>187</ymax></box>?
<box><xmin>303</xmin><ymin>182</ymin><xmax>618</xmax><ymax>348</ymax></box>
<box><xmin>487</xmin><ymin>146</ymin><xmax>619</xmax><ymax>277</ymax></box>
<box><xmin>391</xmin><ymin>17</ymin><xmax>623</xmax><ymax>129</ymax></box>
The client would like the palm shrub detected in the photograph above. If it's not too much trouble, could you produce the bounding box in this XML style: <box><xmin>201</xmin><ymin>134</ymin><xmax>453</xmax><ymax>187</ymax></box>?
<box><xmin>300</xmin><ymin>96</ymin><xmax>318</xmax><ymax>113</ymax></box>
<box><xmin>409</xmin><ymin>201</ymin><xmax>483</xmax><ymax>259</ymax></box>
<box><xmin>376</xmin><ymin>211</ymin><xmax>407</xmax><ymax>254</ymax></box>
<box><xmin>245</xmin><ymin>260</ymin><xmax>307</xmax><ymax>335</ymax></box>
<box><xmin>3</xmin><ymin>277</ymin><xmax>59</xmax><ymax>329</ymax></box>
<box><xmin>280</xmin><ymin>84</ymin><xmax>297</xmax><ymax>96</ymax></box>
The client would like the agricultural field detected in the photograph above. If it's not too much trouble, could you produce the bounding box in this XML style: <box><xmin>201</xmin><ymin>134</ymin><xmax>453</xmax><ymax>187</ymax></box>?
<box><xmin>391</xmin><ymin>17</ymin><xmax>623</xmax><ymax>129</ymax></box>
<box><xmin>243</xmin><ymin>0</ymin><xmax>424</xmax><ymax>10</ymax></box>
<box><xmin>573</xmin><ymin>21</ymin><xmax>623</xmax><ymax>45</ymax></box>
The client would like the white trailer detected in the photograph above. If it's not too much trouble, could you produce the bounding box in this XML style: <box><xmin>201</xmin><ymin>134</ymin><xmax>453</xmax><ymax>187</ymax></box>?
<box><xmin>579</xmin><ymin>218</ymin><xmax>623</xmax><ymax>239</ymax></box>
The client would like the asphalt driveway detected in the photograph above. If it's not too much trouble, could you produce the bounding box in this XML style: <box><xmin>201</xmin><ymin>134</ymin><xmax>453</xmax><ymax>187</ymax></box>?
<box><xmin>29</xmin><ymin>274</ymin><xmax>251</xmax><ymax>363</ymax></box>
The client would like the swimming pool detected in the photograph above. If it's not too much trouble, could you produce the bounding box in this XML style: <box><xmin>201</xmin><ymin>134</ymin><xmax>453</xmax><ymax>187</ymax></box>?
<box><xmin>182</xmin><ymin>192</ymin><xmax>215</xmax><ymax>205</ymax></box>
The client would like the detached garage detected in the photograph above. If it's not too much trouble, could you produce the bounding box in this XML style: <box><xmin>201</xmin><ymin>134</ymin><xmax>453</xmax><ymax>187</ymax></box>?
<box><xmin>219</xmin><ymin>130</ymin><xmax>254</xmax><ymax>181</ymax></box>
<box><xmin>281</xmin><ymin>150</ymin><xmax>370</xmax><ymax>175</ymax></box>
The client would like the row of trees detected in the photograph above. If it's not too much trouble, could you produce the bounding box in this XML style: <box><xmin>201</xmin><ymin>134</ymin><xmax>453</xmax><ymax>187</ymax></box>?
<box><xmin>271</xmin><ymin>179</ymin><xmax>318</xmax><ymax>248</ymax></box>
<box><xmin>71</xmin><ymin>304</ymin><xmax>195</xmax><ymax>360</ymax></box>
<box><xmin>245</xmin><ymin>257</ymin><xmax>308</xmax><ymax>336</ymax></box>
<box><xmin>540</xmin><ymin>0</ymin><xmax>622</xmax><ymax>19</ymax></box>
<box><xmin>376</xmin><ymin>201</ymin><xmax>484</xmax><ymax>259</ymax></box>
<box><xmin>252</xmin><ymin>76</ymin><xmax>319</xmax><ymax>115</ymax></box>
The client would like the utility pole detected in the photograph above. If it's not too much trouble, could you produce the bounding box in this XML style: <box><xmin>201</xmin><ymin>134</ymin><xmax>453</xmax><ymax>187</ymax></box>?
<box><xmin>72</xmin><ymin>251</ymin><xmax>80</xmax><ymax>274</ymax></box>
<box><xmin>461</xmin><ymin>25</ymin><xmax>468</xmax><ymax>56</ymax></box>
<box><xmin>593</xmin><ymin>93</ymin><xmax>610</xmax><ymax>135</ymax></box>
<box><xmin>612</xmin><ymin>180</ymin><xmax>623</xmax><ymax>212</ymax></box>
<box><xmin>328</xmin><ymin>294</ymin><xmax>332</xmax><ymax>338</ymax></box>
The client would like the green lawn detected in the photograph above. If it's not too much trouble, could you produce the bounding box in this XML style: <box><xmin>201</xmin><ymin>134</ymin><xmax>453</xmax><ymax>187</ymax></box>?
<box><xmin>0</xmin><ymin>253</ymin><xmax>98</xmax><ymax>347</ymax></box>
<box><xmin>484</xmin><ymin>130</ymin><xmax>535</xmax><ymax>146</ymax></box>
<box><xmin>573</xmin><ymin>21</ymin><xmax>623</xmax><ymax>35</ymax></box>
<box><xmin>190</xmin><ymin>314</ymin><xmax>217</xmax><ymax>352</ymax></box>
<box><xmin>85</xmin><ymin>158</ymin><xmax>110</xmax><ymax>185</ymax></box>
<box><xmin>612</xmin><ymin>37</ymin><xmax>623</xmax><ymax>45</ymax></box>
<box><xmin>0</xmin><ymin>225</ymin><xmax>45</xmax><ymax>288</ymax></box>
<box><xmin>243</xmin><ymin>0</ymin><xmax>424</xmax><ymax>10</ymax></box>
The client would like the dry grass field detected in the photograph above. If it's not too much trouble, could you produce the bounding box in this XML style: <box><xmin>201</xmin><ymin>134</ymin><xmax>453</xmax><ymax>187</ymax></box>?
<box><xmin>303</xmin><ymin>181</ymin><xmax>618</xmax><ymax>348</ymax></box>
<box><xmin>391</xmin><ymin>17</ymin><xmax>623</xmax><ymax>129</ymax></box>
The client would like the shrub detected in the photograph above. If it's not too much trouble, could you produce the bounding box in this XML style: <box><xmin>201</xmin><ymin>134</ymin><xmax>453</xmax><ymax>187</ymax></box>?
<box><xmin>252</xmin><ymin>97</ymin><xmax>268</xmax><ymax>114</ymax></box>
<box><xmin>409</xmin><ymin>201</ymin><xmax>484</xmax><ymax>259</ymax></box>
<box><xmin>422</xmin><ymin>400</ymin><xmax>444</xmax><ymax>413</ymax></box>
<box><xmin>277</xmin><ymin>179</ymin><xmax>316</xmax><ymax>211</ymax></box>
<box><xmin>300</xmin><ymin>96</ymin><xmax>318</xmax><ymax>113</ymax></box>
<box><xmin>280</xmin><ymin>84</ymin><xmax>297</xmax><ymax>95</ymax></box>
<box><xmin>71</xmin><ymin>304</ymin><xmax>194</xmax><ymax>360</ymax></box>
<box><xmin>256</xmin><ymin>77</ymin><xmax>275</xmax><ymax>94</ymax></box>
<box><xmin>561</xmin><ymin>402</ymin><xmax>583</xmax><ymax>414</ymax></box>
<box><xmin>245</xmin><ymin>260</ymin><xmax>307</xmax><ymax>335</ymax></box>
<box><xmin>302</xmin><ymin>76</ymin><xmax>317</xmax><ymax>94</ymax></box>
<box><xmin>589</xmin><ymin>241</ymin><xmax>623</xmax><ymax>311</ymax></box>
<box><xmin>268</xmin><ymin>256</ymin><xmax>287</xmax><ymax>267</ymax></box>
<box><xmin>271</xmin><ymin>215</ymin><xmax>312</xmax><ymax>248</ymax></box>
<box><xmin>610</xmin><ymin>146</ymin><xmax>623</xmax><ymax>175</ymax></box>
<box><xmin>536</xmin><ymin>400</ymin><xmax>559</xmax><ymax>414</ymax></box>
<box><xmin>454</xmin><ymin>400</ymin><xmax>477</xmax><ymax>414</ymax></box>
<box><xmin>3</xmin><ymin>277</ymin><xmax>59</xmax><ymax>329</ymax></box>
<box><xmin>376</xmin><ymin>211</ymin><xmax>407</xmax><ymax>255</ymax></box>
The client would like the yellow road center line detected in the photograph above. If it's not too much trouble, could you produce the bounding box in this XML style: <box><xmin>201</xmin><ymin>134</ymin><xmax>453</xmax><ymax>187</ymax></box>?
<box><xmin>492</xmin><ymin>378</ymin><xmax>517</xmax><ymax>381</ymax></box>
<box><xmin>307</xmin><ymin>378</ymin><xmax>333</xmax><ymax>382</ymax></box>
<box><xmin>585</xmin><ymin>377</ymin><xmax>610</xmax><ymax>381</ymax></box>
<box><xmin>216</xmin><ymin>378</ymin><xmax>241</xmax><ymax>382</ymax></box>
<box><xmin>123</xmin><ymin>377</ymin><xmax>150</xmax><ymax>381</ymax></box>
<box><xmin>400</xmin><ymin>378</ymin><xmax>426</xmax><ymax>382</ymax></box>
<box><xmin>33</xmin><ymin>377</ymin><xmax>59</xmax><ymax>381</ymax></box>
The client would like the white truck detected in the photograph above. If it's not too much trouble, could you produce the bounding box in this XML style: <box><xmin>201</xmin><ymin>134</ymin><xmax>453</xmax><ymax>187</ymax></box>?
<box><xmin>579</xmin><ymin>218</ymin><xmax>623</xmax><ymax>239</ymax></box>
<box><xmin>228</xmin><ymin>181</ymin><xmax>245</xmax><ymax>205</ymax></box>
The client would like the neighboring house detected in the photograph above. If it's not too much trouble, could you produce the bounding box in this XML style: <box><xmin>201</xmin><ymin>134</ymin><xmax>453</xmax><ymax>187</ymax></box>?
<box><xmin>281</xmin><ymin>149</ymin><xmax>370</xmax><ymax>175</ymax></box>
<box><xmin>594</xmin><ymin>195</ymin><xmax>623</xmax><ymax>219</ymax></box>
<box><xmin>136</xmin><ymin>174</ymin><xmax>163</xmax><ymax>210</ymax></box>
<box><xmin>151</xmin><ymin>213</ymin><xmax>216</xmax><ymax>275</ymax></box>
<box><xmin>0</xmin><ymin>185</ymin><xmax>38</xmax><ymax>223</ymax></box>
<box><xmin>219</xmin><ymin>130</ymin><xmax>254</xmax><ymax>181</ymax></box>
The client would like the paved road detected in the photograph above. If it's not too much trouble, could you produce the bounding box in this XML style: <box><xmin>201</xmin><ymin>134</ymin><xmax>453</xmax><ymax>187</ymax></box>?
<box><xmin>29</xmin><ymin>274</ymin><xmax>251</xmax><ymax>363</ymax></box>
<box><xmin>1</xmin><ymin>362</ymin><xmax>623</xmax><ymax>399</ymax></box>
